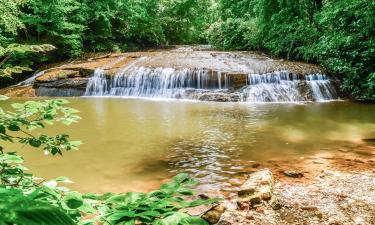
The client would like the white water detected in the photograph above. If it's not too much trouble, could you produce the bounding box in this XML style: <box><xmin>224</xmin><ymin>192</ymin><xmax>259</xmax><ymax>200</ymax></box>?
<box><xmin>17</xmin><ymin>71</ymin><xmax>45</xmax><ymax>86</ymax></box>
<box><xmin>243</xmin><ymin>71</ymin><xmax>338</xmax><ymax>102</ymax></box>
<box><xmin>85</xmin><ymin>67</ymin><xmax>339</xmax><ymax>102</ymax></box>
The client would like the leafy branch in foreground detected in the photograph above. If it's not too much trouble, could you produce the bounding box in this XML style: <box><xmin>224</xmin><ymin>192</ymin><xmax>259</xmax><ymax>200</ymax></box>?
<box><xmin>0</xmin><ymin>96</ymin><xmax>218</xmax><ymax>225</ymax></box>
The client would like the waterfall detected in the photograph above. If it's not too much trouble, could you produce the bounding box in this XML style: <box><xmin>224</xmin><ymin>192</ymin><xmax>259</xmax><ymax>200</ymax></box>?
<box><xmin>85</xmin><ymin>67</ymin><xmax>226</xmax><ymax>99</ymax></box>
<box><xmin>17</xmin><ymin>71</ymin><xmax>45</xmax><ymax>86</ymax></box>
<box><xmin>243</xmin><ymin>71</ymin><xmax>338</xmax><ymax>102</ymax></box>
<box><xmin>85</xmin><ymin>67</ymin><xmax>339</xmax><ymax>102</ymax></box>
<box><xmin>85</xmin><ymin>69</ymin><xmax>108</xmax><ymax>96</ymax></box>
<box><xmin>305</xmin><ymin>74</ymin><xmax>338</xmax><ymax>101</ymax></box>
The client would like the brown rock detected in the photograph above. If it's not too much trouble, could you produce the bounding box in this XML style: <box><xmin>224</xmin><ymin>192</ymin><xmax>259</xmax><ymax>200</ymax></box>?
<box><xmin>270</xmin><ymin>196</ymin><xmax>281</xmax><ymax>210</ymax></box>
<box><xmin>201</xmin><ymin>205</ymin><xmax>226</xmax><ymax>224</ymax></box>
<box><xmin>283</xmin><ymin>170</ymin><xmax>304</xmax><ymax>178</ymax></box>
<box><xmin>237</xmin><ymin>169</ymin><xmax>274</xmax><ymax>206</ymax></box>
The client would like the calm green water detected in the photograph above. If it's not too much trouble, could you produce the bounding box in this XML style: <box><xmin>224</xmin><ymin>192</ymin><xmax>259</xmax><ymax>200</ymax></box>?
<box><xmin>1</xmin><ymin>98</ymin><xmax>375</xmax><ymax>193</ymax></box>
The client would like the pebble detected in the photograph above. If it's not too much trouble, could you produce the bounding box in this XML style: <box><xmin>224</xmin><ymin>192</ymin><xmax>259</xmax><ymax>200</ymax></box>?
<box><xmin>283</xmin><ymin>170</ymin><xmax>304</xmax><ymax>178</ymax></box>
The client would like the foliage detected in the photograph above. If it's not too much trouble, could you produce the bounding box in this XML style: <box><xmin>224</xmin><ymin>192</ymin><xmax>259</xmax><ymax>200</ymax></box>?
<box><xmin>0</xmin><ymin>0</ymin><xmax>26</xmax><ymax>45</ymax></box>
<box><xmin>311</xmin><ymin>0</ymin><xmax>375</xmax><ymax>100</ymax></box>
<box><xmin>207</xmin><ymin>0</ymin><xmax>375</xmax><ymax>100</ymax></box>
<box><xmin>21</xmin><ymin>0</ymin><xmax>86</xmax><ymax>57</ymax></box>
<box><xmin>0</xmin><ymin>96</ymin><xmax>218</xmax><ymax>225</ymax></box>
<box><xmin>160</xmin><ymin>0</ymin><xmax>213</xmax><ymax>44</ymax></box>
<box><xmin>0</xmin><ymin>43</ymin><xmax>56</xmax><ymax>78</ymax></box>
<box><xmin>1</xmin><ymin>0</ymin><xmax>213</xmax><ymax>57</ymax></box>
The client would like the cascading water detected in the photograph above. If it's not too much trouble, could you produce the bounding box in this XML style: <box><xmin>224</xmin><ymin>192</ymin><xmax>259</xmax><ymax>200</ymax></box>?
<box><xmin>85</xmin><ymin>67</ymin><xmax>232</xmax><ymax>99</ymax></box>
<box><xmin>85</xmin><ymin>67</ymin><xmax>339</xmax><ymax>102</ymax></box>
<box><xmin>243</xmin><ymin>71</ymin><xmax>338</xmax><ymax>102</ymax></box>
<box><xmin>85</xmin><ymin>69</ymin><xmax>108</xmax><ymax>96</ymax></box>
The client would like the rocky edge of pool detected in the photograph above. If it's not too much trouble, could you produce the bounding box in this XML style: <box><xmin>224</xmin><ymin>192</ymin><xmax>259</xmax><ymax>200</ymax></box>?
<box><xmin>188</xmin><ymin>143</ymin><xmax>375</xmax><ymax>225</ymax></box>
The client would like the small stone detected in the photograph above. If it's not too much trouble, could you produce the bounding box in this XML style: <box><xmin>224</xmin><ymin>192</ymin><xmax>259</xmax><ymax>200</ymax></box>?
<box><xmin>250</xmin><ymin>162</ymin><xmax>261</xmax><ymax>168</ymax></box>
<box><xmin>249</xmin><ymin>194</ymin><xmax>262</xmax><ymax>206</ymax></box>
<box><xmin>301</xmin><ymin>206</ymin><xmax>318</xmax><ymax>211</ymax></box>
<box><xmin>228</xmin><ymin>178</ymin><xmax>243</xmax><ymax>186</ymax></box>
<box><xmin>198</xmin><ymin>194</ymin><xmax>210</xmax><ymax>199</ymax></box>
<box><xmin>201</xmin><ymin>205</ymin><xmax>226</xmax><ymax>224</ymax></box>
<box><xmin>246</xmin><ymin>215</ymin><xmax>254</xmax><ymax>220</ymax></box>
<box><xmin>283</xmin><ymin>170</ymin><xmax>304</xmax><ymax>178</ymax></box>
<box><xmin>316</xmin><ymin>212</ymin><xmax>323</xmax><ymax>219</ymax></box>
<box><xmin>256</xmin><ymin>207</ymin><xmax>265</xmax><ymax>213</ymax></box>
<box><xmin>237</xmin><ymin>201</ymin><xmax>249</xmax><ymax>210</ymax></box>
<box><xmin>270</xmin><ymin>196</ymin><xmax>281</xmax><ymax>210</ymax></box>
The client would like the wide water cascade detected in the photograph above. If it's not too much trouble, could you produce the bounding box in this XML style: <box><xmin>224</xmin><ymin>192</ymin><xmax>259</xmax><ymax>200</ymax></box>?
<box><xmin>85</xmin><ymin>67</ymin><xmax>339</xmax><ymax>102</ymax></box>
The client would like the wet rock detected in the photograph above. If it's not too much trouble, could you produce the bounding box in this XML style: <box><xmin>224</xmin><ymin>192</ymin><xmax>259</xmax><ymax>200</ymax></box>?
<box><xmin>201</xmin><ymin>205</ymin><xmax>226</xmax><ymax>224</ymax></box>
<box><xmin>283</xmin><ymin>170</ymin><xmax>304</xmax><ymax>178</ymax></box>
<box><xmin>35</xmin><ymin>78</ymin><xmax>88</xmax><ymax>88</ymax></box>
<box><xmin>197</xmin><ymin>92</ymin><xmax>241</xmax><ymax>102</ymax></box>
<box><xmin>36</xmin><ymin>87</ymin><xmax>86</xmax><ymax>97</ymax></box>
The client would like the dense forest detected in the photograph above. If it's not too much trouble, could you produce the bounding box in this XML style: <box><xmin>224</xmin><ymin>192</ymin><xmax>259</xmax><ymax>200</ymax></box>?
<box><xmin>0</xmin><ymin>0</ymin><xmax>374</xmax><ymax>100</ymax></box>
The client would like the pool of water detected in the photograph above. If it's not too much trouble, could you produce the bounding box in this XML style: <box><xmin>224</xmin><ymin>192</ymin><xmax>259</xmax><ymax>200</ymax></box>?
<box><xmin>1</xmin><ymin>98</ymin><xmax>375</xmax><ymax>193</ymax></box>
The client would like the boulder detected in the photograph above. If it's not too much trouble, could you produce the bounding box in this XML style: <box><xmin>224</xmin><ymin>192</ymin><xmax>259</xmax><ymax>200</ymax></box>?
<box><xmin>237</xmin><ymin>169</ymin><xmax>274</xmax><ymax>206</ymax></box>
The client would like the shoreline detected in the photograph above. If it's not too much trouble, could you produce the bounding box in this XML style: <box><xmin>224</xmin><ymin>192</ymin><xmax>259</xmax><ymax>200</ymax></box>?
<box><xmin>195</xmin><ymin>142</ymin><xmax>375</xmax><ymax>224</ymax></box>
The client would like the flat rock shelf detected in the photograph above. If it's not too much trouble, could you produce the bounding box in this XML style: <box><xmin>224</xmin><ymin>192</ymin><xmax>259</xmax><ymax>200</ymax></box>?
<box><xmin>2</xmin><ymin>47</ymin><xmax>341</xmax><ymax>102</ymax></box>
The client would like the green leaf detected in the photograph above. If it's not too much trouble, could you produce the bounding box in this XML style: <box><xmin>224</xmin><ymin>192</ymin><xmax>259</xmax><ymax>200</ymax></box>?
<box><xmin>54</xmin><ymin>176</ymin><xmax>74</xmax><ymax>183</ymax></box>
<box><xmin>106</xmin><ymin>211</ymin><xmax>136</xmax><ymax>221</ymax></box>
<box><xmin>29</xmin><ymin>139</ymin><xmax>42</xmax><ymax>148</ymax></box>
<box><xmin>177</xmin><ymin>188</ymin><xmax>194</xmax><ymax>196</ymax></box>
<box><xmin>0</xmin><ymin>125</ymin><xmax>5</xmax><ymax>134</ymax></box>
<box><xmin>8</xmin><ymin>124</ymin><xmax>20</xmax><ymax>131</ymax></box>
<box><xmin>180</xmin><ymin>217</ymin><xmax>209</xmax><ymax>225</ymax></box>
<box><xmin>15</xmin><ymin>204</ymin><xmax>75</xmax><ymax>225</ymax></box>
<box><xmin>173</xmin><ymin>173</ymin><xmax>190</xmax><ymax>184</ymax></box>
<box><xmin>154</xmin><ymin>212</ymin><xmax>189</xmax><ymax>225</ymax></box>
<box><xmin>0</xmin><ymin>95</ymin><xmax>9</xmax><ymax>101</ymax></box>
<box><xmin>11</xmin><ymin>103</ymin><xmax>24</xmax><ymax>109</ymax></box>
<box><xmin>63</xmin><ymin>192</ymin><xmax>83</xmax><ymax>209</ymax></box>
<box><xmin>187</xmin><ymin>198</ymin><xmax>220</xmax><ymax>208</ymax></box>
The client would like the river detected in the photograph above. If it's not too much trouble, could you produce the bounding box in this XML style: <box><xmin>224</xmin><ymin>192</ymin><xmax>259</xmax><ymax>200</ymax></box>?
<box><xmin>2</xmin><ymin>98</ymin><xmax>374</xmax><ymax>193</ymax></box>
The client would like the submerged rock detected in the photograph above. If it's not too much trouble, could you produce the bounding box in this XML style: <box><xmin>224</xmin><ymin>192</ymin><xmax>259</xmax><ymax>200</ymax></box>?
<box><xmin>197</xmin><ymin>92</ymin><xmax>242</xmax><ymax>102</ymax></box>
